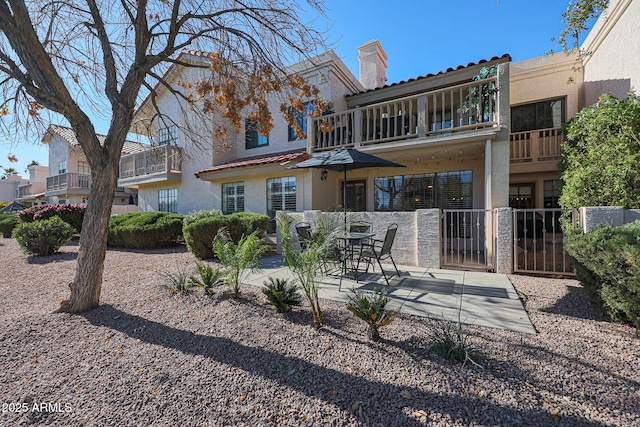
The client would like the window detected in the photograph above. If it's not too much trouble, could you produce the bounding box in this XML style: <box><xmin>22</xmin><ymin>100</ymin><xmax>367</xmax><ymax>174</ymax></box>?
<box><xmin>245</xmin><ymin>120</ymin><xmax>268</xmax><ymax>149</ymax></box>
<box><xmin>78</xmin><ymin>161</ymin><xmax>90</xmax><ymax>175</ymax></box>
<box><xmin>158</xmin><ymin>125</ymin><xmax>178</xmax><ymax>146</ymax></box>
<box><xmin>158</xmin><ymin>188</ymin><xmax>178</xmax><ymax>213</ymax></box>
<box><xmin>511</xmin><ymin>98</ymin><xmax>565</xmax><ymax>133</ymax></box>
<box><xmin>267</xmin><ymin>176</ymin><xmax>296</xmax><ymax>230</ymax></box>
<box><xmin>509</xmin><ymin>184</ymin><xmax>535</xmax><ymax>209</ymax></box>
<box><xmin>58</xmin><ymin>160</ymin><xmax>67</xmax><ymax>174</ymax></box>
<box><xmin>374</xmin><ymin>170</ymin><xmax>472</xmax><ymax>211</ymax></box>
<box><xmin>543</xmin><ymin>180</ymin><xmax>561</xmax><ymax>208</ymax></box>
<box><xmin>288</xmin><ymin>101</ymin><xmax>314</xmax><ymax>141</ymax></box>
<box><xmin>222</xmin><ymin>182</ymin><xmax>245</xmax><ymax>214</ymax></box>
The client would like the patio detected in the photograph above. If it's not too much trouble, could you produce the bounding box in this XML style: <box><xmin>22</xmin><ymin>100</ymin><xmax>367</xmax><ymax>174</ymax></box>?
<box><xmin>251</xmin><ymin>255</ymin><xmax>536</xmax><ymax>334</ymax></box>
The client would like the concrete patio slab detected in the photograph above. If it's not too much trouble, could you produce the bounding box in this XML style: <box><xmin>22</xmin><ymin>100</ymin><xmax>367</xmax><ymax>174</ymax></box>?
<box><xmin>249</xmin><ymin>255</ymin><xmax>537</xmax><ymax>334</ymax></box>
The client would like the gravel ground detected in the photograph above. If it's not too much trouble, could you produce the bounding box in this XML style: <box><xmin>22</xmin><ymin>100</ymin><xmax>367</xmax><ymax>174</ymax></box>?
<box><xmin>0</xmin><ymin>238</ymin><xmax>638</xmax><ymax>427</ymax></box>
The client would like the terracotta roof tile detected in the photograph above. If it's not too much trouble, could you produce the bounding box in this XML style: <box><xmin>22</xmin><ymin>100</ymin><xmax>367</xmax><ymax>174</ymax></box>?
<box><xmin>46</xmin><ymin>124</ymin><xmax>147</xmax><ymax>154</ymax></box>
<box><xmin>347</xmin><ymin>54</ymin><xmax>512</xmax><ymax>97</ymax></box>
<box><xmin>195</xmin><ymin>149</ymin><xmax>309</xmax><ymax>178</ymax></box>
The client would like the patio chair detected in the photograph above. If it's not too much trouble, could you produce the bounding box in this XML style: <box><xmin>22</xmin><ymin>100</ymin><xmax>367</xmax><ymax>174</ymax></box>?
<box><xmin>295</xmin><ymin>222</ymin><xmax>312</xmax><ymax>251</ymax></box>
<box><xmin>356</xmin><ymin>223</ymin><xmax>400</xmax><ymax>286</ymax></box>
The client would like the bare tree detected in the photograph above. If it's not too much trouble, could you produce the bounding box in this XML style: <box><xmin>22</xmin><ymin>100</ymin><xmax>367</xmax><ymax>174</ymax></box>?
<box><xmin>0</xmin><ymin>0</ymin><xmax>327</xmax><ymax>312</ymax></box>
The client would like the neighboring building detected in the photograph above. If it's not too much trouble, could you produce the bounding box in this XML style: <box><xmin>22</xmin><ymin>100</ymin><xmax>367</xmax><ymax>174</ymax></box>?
<box><xmin>44</xmin><ymin>124</ymin><xmax>142</xmax><ymax>214</ymax></box>
<box><xmin>15</xmin><ymin>164</ymin><xmax>49</xmax><ymax>207</ymax></box>
<box><xmin>0</xmin><ymin>173</ymin><xmax>27</xmax><ymax>204</ymax></box>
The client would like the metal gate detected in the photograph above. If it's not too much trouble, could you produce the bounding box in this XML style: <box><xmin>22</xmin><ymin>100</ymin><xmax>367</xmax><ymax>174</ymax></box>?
<box><xmin>513</xmin><ymin>208</ymin><xmax>578</xmax><ymax>276</ymax></box>
<box><xmin>441</xmin><ymin>209</ymin><xmax>495</xmax><ymax>271</ymax></box>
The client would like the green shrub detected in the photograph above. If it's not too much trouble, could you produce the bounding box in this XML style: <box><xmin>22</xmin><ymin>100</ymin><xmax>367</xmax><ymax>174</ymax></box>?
<box><xmin>13</xmin><ymin>216</ymin><xmax>74</xmax><ymax>256</ymax></box>
<box><xmin>183</xmin><ymin>215</ymin><xmax>229</xmax><ymax>259</ymax></box>
<box><xmin>182</xmin><ymin>212</ymin><xmax>270</xmax><ymax>259</ymax></box>
<box><xmin>346</xmin><ymin>288</ymin><xmax>398</xmax><ymax>341</ymax></box>
<box><xmin>565</xmin><ymin>222</ymin><xmax>640</xmax><ymax>328</ymax></box>
<box><xmin>108</xmin><ymin>211</ymin><xmax>183</xmax><ymax>249</ymax></box>
<box><xmin>190</xmin><ymin>261</ymin><xmax>223</xmax><ymax>297</ymax></box>
<box><xmin>0</xmin><ymin>213</ymin><xmax>19</xmax><ymax>238</ymax></box>
<box><xmin>262</xmin><ymin>277</ymin><xmax>302</xmax><ymax>312</ymax></box>
<box><xmin>226</xmin><ymin>212</ymin><xmax>270</xmax><ymax>242</ymax></box>
<box><xmin>183</xmin><ymin>209</ymin><xmax>221</xmax><ymax>227</ymax></box>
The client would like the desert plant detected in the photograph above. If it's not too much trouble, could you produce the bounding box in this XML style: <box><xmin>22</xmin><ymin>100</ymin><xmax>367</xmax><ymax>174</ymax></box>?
<box><xmin>213</xmin><ymin>229</ymin><xmax>269</xmax><ymax>298</ymax></box>
<box><xmin>262</xmin><ymin>277</ymin><xmax>302</xmax><ymax>312</ymax></box>
<box><xmin>190</xmin><ymin>261</ymin><xmax>223</xmax><ymax>297</ymax></box>
<box><xmin>278</xmin><ymin>213</ymin><xmax>344</xmax><ymax>328</ymax></box>
<box><xmin>425</xmin><ymin>311</ymin><xmax>481</xmax><ymax>368</ymax></box>
<box><xmin>159</xmin><ymin>264</ymin><xmax>193</xmax><ymax>296</ymax></box>
<box><xmin>13</xmin><ymin>216</ymin><xmax>74</xmax><ymax>255</ymax></box>
<box><xmin>346</xmin><ymin>287</ymin><xmax>398</xmax><ymax>341</ymax></box>
<box><xmin>108</xmin><ymin>211</ymin><xmax>183</xmax><ymax>249</ymax></box>
<box><xmin>0</xmin><ymin>213</ymin><xmax>19</xmax><ymax>237</ymax></box>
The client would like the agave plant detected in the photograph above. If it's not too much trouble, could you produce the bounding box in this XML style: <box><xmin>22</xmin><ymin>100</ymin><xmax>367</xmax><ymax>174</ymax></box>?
<box><xmin>261</xmin><ymin>277</ymin><xmax>302</xmax><ymax>312</ymax></box>
<box><xmin>346</xmin><ymin>287</ymin><xmax>399</xmax><ymax>341</ymax></box>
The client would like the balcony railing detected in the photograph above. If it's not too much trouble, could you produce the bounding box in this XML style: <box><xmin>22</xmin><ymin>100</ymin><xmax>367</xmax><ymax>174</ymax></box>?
<box><xmin>46</xmin><ymin>173</ymin><xmax>92</xmax><ymax>192</ymax></box>
<box><xmin>17</xmin><ymin>184</ymin><xmax>33</xmax><ymax>198</ymax></box>
<box><xmin>310</xmin><ymin>77</ymin><xmax>499</xmax><ymax>151</ymax></box>
<box><xmin>119</xmin><ymin>145</ymin><xmax>182</xmax><ymax>179</ymax></box>
<box><xmin>510</xmin><ymin>128</ymin><xmax>563</xmax><ymax>163</ymax></box>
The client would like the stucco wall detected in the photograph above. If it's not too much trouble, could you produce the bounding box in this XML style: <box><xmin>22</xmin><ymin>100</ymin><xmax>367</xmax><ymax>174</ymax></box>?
<box><xmin>582</xmin><ymin>0</ymin><xmax>639</xmax><ymax>106</ymax></box>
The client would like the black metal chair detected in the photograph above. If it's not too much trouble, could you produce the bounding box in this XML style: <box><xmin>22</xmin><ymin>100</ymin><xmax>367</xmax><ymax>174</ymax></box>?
<box><xmin>295</xmin><ymin>222</ymin><xmax>312</xmax><ymax>251</ymax></box>
<box><xmin>356</xmin><ymin>223</ymin><xmax>400</xmax><ymax>286</ymax></box>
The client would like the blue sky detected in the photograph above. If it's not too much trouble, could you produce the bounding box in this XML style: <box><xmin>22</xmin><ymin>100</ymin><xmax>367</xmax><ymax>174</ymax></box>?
<box><xmin>1</xmin><ymin>0</ymin><xmax>590</xmax><ymax>176</ymax></box>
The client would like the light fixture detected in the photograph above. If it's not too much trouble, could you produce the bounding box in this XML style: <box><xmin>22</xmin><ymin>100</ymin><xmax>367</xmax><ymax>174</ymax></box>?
<box><xmin>320</xmin><ymin>169</ymin><xmax>328</xmax><ymax>181</ymax></box>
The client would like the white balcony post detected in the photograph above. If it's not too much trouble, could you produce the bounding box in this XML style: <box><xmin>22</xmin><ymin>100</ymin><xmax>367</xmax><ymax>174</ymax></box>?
<box><xmin>417</xmin><ymin>95</ymin><xmax>427</xmax><ymax>137</ymax></box>
<box><xmin>353</xmin><ymin>109</ymin><xmax>361</xmax><ymax>147</ymax></box>
<box><xmin>306</xmin><ymin>115</ymin><xmax>315</xmax><ymax>152</ymax></box>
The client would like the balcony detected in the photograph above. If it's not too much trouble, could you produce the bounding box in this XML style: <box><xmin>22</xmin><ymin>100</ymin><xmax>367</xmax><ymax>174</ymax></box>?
<box><xmin>17</xmin><ymin>184</ymin><xmax>33</xmax><ymax>199</ymax></box>
<box><xmin>310</xmin><ymin>77</ymin><xmax>500</xmax><ymax>152</ymax></box>
<box><xmin>510</xmin><ymin>128</ymin><xmax>563</xmax><ymax>164</ymax></box>
<box><xmin>118</xmin><ymin>145</ymin><xmax>182</xmax><ymax>187</ymax></box>
<box><xmin>46</xmin><ymin>173</ymin><xmax>92</xmax><ymax>194</ymax></box>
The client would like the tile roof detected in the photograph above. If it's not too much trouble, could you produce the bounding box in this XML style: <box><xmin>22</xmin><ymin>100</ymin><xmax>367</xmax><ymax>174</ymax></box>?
<box><xmin>46</xmin><ymin>124</ymin><xmax>147</xmax><ymax>155</ymax></box>
<box><xmin>346</xmin><ymin>54</ymin><xmax>512</xmax><ymax>97</ymax></box>
<box><xmin>195</xmin><ymin>149</ymin><xmax>309</xmax><ymax>178</ymax></box>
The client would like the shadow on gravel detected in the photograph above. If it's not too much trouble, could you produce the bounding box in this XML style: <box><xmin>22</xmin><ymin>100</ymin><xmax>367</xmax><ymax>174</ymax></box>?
<box><xmin>540</xmin><ymin>284</ymin><xmax>606</xmax><ymax>321</ymax></box>
<box><xmin>26</xmin><ymin>251</ymin><xmax>78</xmax><ymax>264</ymax></box>
<box><xmin>106</xmin><ymin>244</ymin><xmax>190</xmax><ymax>255</ymax></box>
<box><xmin>81</xmin><ymin>304</ymin><xmax>608</xmax><ymax>427</ymax></box>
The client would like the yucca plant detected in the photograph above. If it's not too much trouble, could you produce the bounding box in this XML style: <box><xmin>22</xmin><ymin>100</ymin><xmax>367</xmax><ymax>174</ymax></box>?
<box><xmin>159</xmin><ymin>264</ymin><xmax>193</xmax><ymax>296</ymax></box>
<box><xmin>346</xmin><ymin>287</ymin><xmax>399</xmax><ymax>341</ymax></box>
<box><xmin>190</xmin><ymin>261</ymin><xmax>223</xmax><ymax>297</ymax></box>
<box><xmin>213</xmin><ymin>229</ymin><xmax>269</xmax><ymax>298</ymax></box>
<box><xmin>426</xmin><ymin>316</ymin><xmax>480</xmax><ymax>367</ymax></box>
<box><xmin>262</xmin><ymin>277</ymin><xmax>302</xmax><ymax>312</ymax></box>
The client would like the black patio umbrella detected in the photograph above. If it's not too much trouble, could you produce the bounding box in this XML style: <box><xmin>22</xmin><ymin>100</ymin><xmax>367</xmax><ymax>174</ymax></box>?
<box><xmin>288</xmin><ymin>147</ymin><xmax>405</xmax><ymax>227</ymax></box>
<box><xmin>0</xmin><ymin>201</ymin><xmax>25</xmax><ymax>213</ymax></box>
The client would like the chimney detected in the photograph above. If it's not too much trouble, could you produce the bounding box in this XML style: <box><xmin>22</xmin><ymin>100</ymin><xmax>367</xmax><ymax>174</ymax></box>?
<box><xmin>357</xmin><ymin>39</ymin><xmax>388</xmax><ymax>90</ymax></box>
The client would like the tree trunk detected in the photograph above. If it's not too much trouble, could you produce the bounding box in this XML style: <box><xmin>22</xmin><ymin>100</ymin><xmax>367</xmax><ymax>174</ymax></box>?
<box><xmin>56</xmin><ymin>162</ymin><xmax>117</xmax><ymax>313</ymax></box>
<box><xmin>368</xmin><ymin>326</ymin><xmax>381</xmax><ymax>342</ymax></box>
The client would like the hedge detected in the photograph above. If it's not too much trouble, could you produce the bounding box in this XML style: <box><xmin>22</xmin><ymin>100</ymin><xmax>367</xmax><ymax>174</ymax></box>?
<box><xmin>108</xmin><ymin>211</ymin><xmax>184</xmax><ymax>249</ymax></box>
<box><xmin>13</xmin><ymin>216</ymin><xmax>75</xmax><ymax>256</ymax></box>
<box><xmin>565</xmin><ymin>221</ymin><xmax>640</xmax><ymax>329</ymax></box>
<box><xmin>183</xmin><ymin>212</ymin><xmax>269</xmax><ymax>259</ymax></box>
<box><xmin>18</xmin><ymin>204</ymin><xmax>85</xmax><ymax>233</ymax></box>
<box><xmin>0</xmin><ymin>213</ymin><xmax>19</xmax><ymax>238</ymax></box>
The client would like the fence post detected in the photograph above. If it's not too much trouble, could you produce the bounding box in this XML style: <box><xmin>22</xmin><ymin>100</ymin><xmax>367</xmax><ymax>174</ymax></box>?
<box><xmin>416</xmin><ymin>209</ymin><xmax>441</xmax><ymax>268</ymax></box>
<box><xmin>494</xmin><ymin>207</ymin><xmax>513</xmax><ymax>274</ymax></box>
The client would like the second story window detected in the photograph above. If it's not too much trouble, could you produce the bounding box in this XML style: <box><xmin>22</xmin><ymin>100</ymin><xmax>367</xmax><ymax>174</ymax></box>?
<box><xmin>245</xmin><ymin>120</ymin><xmax>269</xmax><ymax>149</ymax></box>
<box><xmin>58</xmin><ymin>160</ymin><xmax>67</xmax><ymax>174</ymax></box>
<box><xmin>288</xmin><ymin>101</ymin><xmax>314</xmax><ymax>141</ymax></box>
<box><xmin>158</xmin><ymin>125</ymin><xmax>178</xmax><ymax>146</ymax></box>
<box><xmin>511</xmin><ymin>98</ymin><xmax>565</xmax><ymax>133</ymax></box>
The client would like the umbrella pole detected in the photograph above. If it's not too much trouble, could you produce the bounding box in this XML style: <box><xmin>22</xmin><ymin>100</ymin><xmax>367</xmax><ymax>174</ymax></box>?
<box><xmin>343</xmin><ymin>167</ymin><xmax>347</xmax><ymax>232</ymax></box>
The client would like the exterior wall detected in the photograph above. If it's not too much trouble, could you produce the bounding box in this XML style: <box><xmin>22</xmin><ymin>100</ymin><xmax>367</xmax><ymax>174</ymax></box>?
<box><xmin>0</xmin><ymin>177</ymin><xmax>24</xmax><ymax>203</ymax></box>
<box><xmin>582</xmin><ymin>0</ymin><xmax>639</xmax><ymax>106</ymax></box>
